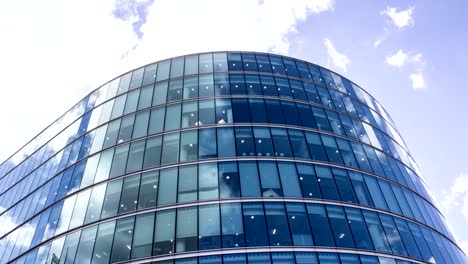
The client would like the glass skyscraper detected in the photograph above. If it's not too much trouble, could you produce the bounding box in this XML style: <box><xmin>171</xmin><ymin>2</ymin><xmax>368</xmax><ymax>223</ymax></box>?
<box><xmin>0</xmin><ymin>52</ymin><xmax>466</xmax><ymax>264</ymax></box>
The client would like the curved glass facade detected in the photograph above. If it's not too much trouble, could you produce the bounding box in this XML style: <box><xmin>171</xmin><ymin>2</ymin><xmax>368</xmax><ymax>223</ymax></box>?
<box><xmin>0</xmin><ymin>51</ymin><xmax>466</xmax><ymax>264</ymax></box>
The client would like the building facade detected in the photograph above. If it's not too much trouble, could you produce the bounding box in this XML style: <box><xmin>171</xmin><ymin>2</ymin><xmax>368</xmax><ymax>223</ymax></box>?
<box><xmin>0</xmin><ymin>52</ymin><xmax>466</xmax><ymax>264</ymax></box>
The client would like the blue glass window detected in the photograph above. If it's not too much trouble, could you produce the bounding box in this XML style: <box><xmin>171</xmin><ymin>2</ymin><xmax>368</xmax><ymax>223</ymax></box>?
<box><xmin>278</xmin><ymin>162</ymin><xmax>302</xmax><ymax>197</ymax></box>
<box><xmin>253</xmin><ymin>127</ymin><xmax>274</xmax><ymax>156</ymax></box>
<box><xmin>176</xmin><ymin>207</ymin><xmax>198</xmax><ymax>252</ymax></box>
<box><xmin>364</xmin><ymin>176</ymin><xmax>389</xmax><ymax>210</ymax></box>
<box><xmin>379</xmin><ymin>214</ymin><xmax>407</xmax><ymax>256</ymax></box>
<box><xmin>258</xmin><ymin>161</ymin><xmax>282</xmax><ymax>197</ymax></box>
<box><xmin>167</xmin><ymin>79</ymin><xmax>183</xmax><ymax>101</ymax></box>
<box><xmin>219</xmin><ymin>162</ymin><xmax>240</xmax><ymax>198</ymax></box>
<box><xmin>232</xmin><ymin>99</ymin><xmax>251</xmax><ymax>123</ymax></box>
<box><xmin>288</xmin><ymin>129</ymin><xmax>311</xmax><ymax>159</ymax></box>
<box><xmin>242</xmin><ymin>53</ymin><xmax>258</xmax><ymax>71</ymax></box>
<box><xmin>110</xmin><ymin>217</ymin><xmax>134</xmax><ymax>262</ymax></box>
<box><xmin>297</xmin><ymin>163</ymin><xmax>322</xmax><ymax>199</ymax></box>
<box><xmin>216</xmin><ymin>98</ymin><xmax>233</xmax><ymax>124</ymax></box>
<box><xmin>243</xmin><ymin>203</ymin><xmax>269</xmax><ymax>247</ymax></box>
<box><xmin>315</xmin><ymin>165</ymin><xmax>340</xmax><ymax>201</ymax></box>
<box><xmin>283</xmin><ymin>58</ymin><xmax>300</xmax><ymax>77</ymax></box>
<box><xmin>153</xmin><ymin>210</ymin><xmax>175</xmax><ymax>255</ymax></box>
<box><xmin>320</xmin><ymin>134</ymin><xmax>344</xmax><ymax>165</ymax></box>
<box><xmin>349</xmin><ymin>172</ymin><xmax>374</xmax><ymax>206</ymax></box>
<box><xmin>281</xmin><ymin>101</ymin><xmax>301</xmax><ymax>126</ymax></box>
<box><xmin>199</xmin><ymin>75</ymin><xmax>214</xmax><ymax>97</ymax></box>
<box><xmin>312</xmin><ymin>106</ymin><xmax>332</xmax><ymax>131</ymax></box>
<box><xmin>332</xmin><ymin>168</ymin><xmax>357</xmax><ymax>203</ymax></box>
<box><xmin>245</xmin><ymin>74</ymin><xmax>262</xmax><ymax>95</ymax></box>
<box><xmin>276</xmin><ymin>77</ymin><xmax>293</xmax><ymax>98</ymax></box>
<box><xmin>265</xmin><ymin>100</ymin><xmax>285</xmax><ymax>124</ymax></box>
<box><xmin>199</xmin><ymin>204</ymin><xmax>221</xmax><ymax>250</ymax></box>
<box><xmin>363</xmin><ymin>211</ymin><xmax>391</xmax><ymax>252</ymax></box>
<box><xmin>143</xmin><ymin>136</ymin><xmax>162</xmax><ymax>168</ymax></box>
<box><xmin>213</xmin><ymin>52</ymin><xmax>228</xmax><ymax>72</ymax></box>
<box><xmin>142</xmin><ymin>63</ymin><xmax>157</xmax><ymax>85</ymax></box>
<box><xmin>305</xmin><ymin>132</ymin><xmax>327</xmax><ymax>161</ymax></box>
<box><xmin>132</xmin><ymin>213</ymin><xmax>155</xmax><ymax>259</ymax></box>
<box><xmin>239</xmin><ymin>161</ymin><xmax>261</xmax><ymax>197</ymax></box>
<box><xmin>249</xmin><ymin>98</ymin><xmax>269</xmax><ymax>123</ymax></box>
<box><xmin>307</xmin><ymin>204</ymin><xmax>335</xmax><ymax>246</ymax></box>
<box><xmin>199</xmin><ymin>128</ymin><xmax>217</xmax><ymax>158</ymax></box>
<box><xmin>221</xmin><ymin>203</ymin><xmax>245</xmax><ymax>248</ymax></box>
<box><xmin>344</xmin><ymin>207</ymin><xmax>374</xmax><ymax>250</ymax></box>
<box><xmin>214</xmin><ymin>74</ymin><xmax>230</xmax><ymax>95</ymax></box>
<box><xmin>227</xmin><ymin>52</ymin><xmax>243</xmax><ymax>71</ymax></box>
<box><xmin>184</xmin><ymin>54</ymin><xmax>198</xmax><ymax>76</ymax></box>
<box><xmin>178</xmin><ymin>165</ymin><xmax>197</xmax><ymax>202</ymax></box>
<box><xmin>271</xmin><ymin>128</ymin><xmax>292</xmax><ymax>157</ymax></box>
<box><xmin>199</xmin><ymin>53</ymin><xmax>213</xmax><ymax>74</ymax></box>
<box><xmin>286</xmin><ymin>203</ymin><xmax>313</xmax><ymax>246</ymax></box>
<box><xmin>217</xmin><ymin>127</ymin><xmax>236</xmax><ymax>157</ymax></box>
<box><xmin>256</xmin><ymin>54</ymin><xmax>272</xmax><ymax>73</ymax></box>
<box><xmin>326</xmin><ymin>205</ymin><xmax>355</xmax><ymax>248</ymax></box>
<box><xmin>261</xmin><ymin>75</ymin><xmax>277</xmax><ymax>96</ymax></box>
<box><xmin>394</xmin><ymin>218</ymin><xmax>421</xmax><ymax>259</ymax></box>
<box><xmin>265</xmin><ymin>203</ymin><xmax>292</xmax><ymax>246</ymax></box>
<box><xmin>336</xmin><ymin>138</ymin><xmax>358</xmax><ymax>167</ymax></box>
<box><xmin>235</xmin><ymin>127</ymin><xmax>255</xmax><ymax>156</ymax></box>
<box><xmin>270</xmin><ymin>55</ymin><xmax>286</xmax><ymax>75</ymax></box>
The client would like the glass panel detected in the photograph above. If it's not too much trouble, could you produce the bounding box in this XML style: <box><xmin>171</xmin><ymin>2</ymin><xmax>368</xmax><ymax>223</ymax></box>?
<box><xmin>183</xmin><ymin>77</ymin><xmax>198</xmax><ymax>99</ymax></box>
<box><xmin>167</xmin><ymin>79</ymin><xmax>183</xmax><ymax>101</ymax></box>
<box><xmin>235</xmin><ymin>127</ymin><xmax>255</xmax><ymax>156</ymax></box>
<box><xmin>109</xmin><ymin>144</ymin><xmax>129</xmax><ymax>178</ymax></box>
<box><xmin>101</xmin><ymin>180</ymin><xmax>122</xmax><ymax>219</ymax></box>
<box><xmin>126</xmin><ymin>140</ymin><xmax>145</xmax><ymax>173</ymax></box>
<box><xmin>75</xmin><ymin>226</ymin><xmax>98</xmax><ymax>264</ymax></box>
<box><xmin>253</xmin><ymin>127</ymin><xmax>274</xmax><ymax>157</ymax></box>
<box><xmin>158</xmin><ymin>168</ymin><xmax>178</xmax><ymax>205</ymax></box>
<box><xmin>307</xmin><ymin>204</ymin><xmax>334</xmax><ymax>246</ymax></box>
<box><xmin>297</xmin><ymin>163</ymin><xmax>322</xmax><ymax>199</ymax></box>
<box><xmin>364</xmin><ymin>175</ymin><xmax>389</xmax><ymax>210</ymax></box>
<box><xmin>213</xmin><ymin>52</ymin><xmax>228</xmax><ymax>72</ymax></box>
<box><xmin>143</xmin><ymin>136</ymin><xmax>162</xmax><ymax>168</ymax></box>
<box><xmin>181</xmin><ymin>101</ymin><xmax>198</xmax><ymax>128</ymax></box>
<box><xmin>286</xmin><ymin>203</ymin><xmax>313</xmax><ymax>246</ymax></box>
<box><xmin>265</xmin><ymin>100</ymin><xmax>284</xmax><ymax>124</ymax></box>
<box><xmin>138</xmin><ymin>86</ymin><xmax>153</xmax><ymax>110</ymax></box>
<box><xmin>215</xmin><ymin>98</ymin><xmax>232</xmax><ymax>124</ymax></box>
<box><xmin>170</xmin><ymin>57</ymin><xmax>184</xmax><ymax>78</ymax></box>
<box><xmin>142</xmin><ymin>63</ymin><xmax>157</xmax><ymax>86</ymax></box>
<box><xmin>153</xmin><ymin>82</ymin><xmax>168</xmax><ymax>105</ymax></box>
<box><xmin>178</xmin><ymin>165</ymin><xmax>198</xmax><ymax>202</ymax></box>
<box><xmin>349</xmin><ymin>172</ymin><xmax>374</xmax><ymax>206</ymax></box>
<box><xmin>271</xmin><ymin>128</ymin><xmax>292</xmax><ymax>157</ymax></box>
<box><xmin>132</xmin><ymin>111</ymin><xmax>149</xmax><ymax>139</ymax></box>
<box><xmin>84</xmin><ymin>184</ymin><xmax>106</xmax><ymax>224</ymax></box>
<box><xmin>315</xmin><ymin>165</ymin><xmax>340</xmax><ymax>201</ymax></box>
<box><xmin>91</xmin><ymin>221</ymin><xmax>115</xmax><ymax>264</ymax></box>
<box><xmin>326</xmin><ymin>205</ymin><xmax>355</xmax><ymax>248</ymax></box>
<box><xmin>277</xmin><ymin>162</ymin><xmax>302</xmax><ymax>197</ymax></box>
<box><xmin>239</xmin><ymin>161</ymin><xmax>261</xmax><ymax>197</ymax></box>
<box><xmin>161</xmin><ymin>132</ymin><xmax>180</xmax><ymax>164</ymax></box>
<box><xmin>153</xmin><ymin>210</ymin><xmax>176</xmax><ymax>255</ymax></box>
<box><xmin>199</xmin><ymin>75</ymin><xmax>214</xmax><ymax>97</ymax></box>
<box><xmin>176</xmin><ymin>207</ymin><xmax>198</xmax><ymax>252</ymax></box>
<box><xmin>199</xmin><ymin>128</ymin><xmax>217</xmax><ymax>158</ymax></box>
<box><xmin>132</xmin><ymin>213</ymin><xmax>154</xmax><ymax>259</ymax></box>
<box><xmin>156</xmin><ymin>60</ymin><xmax>170</xmax><ymax>81</ymax></box>
<box><xmin>217</xmin><ymin>127</ymin><xmax>236</xmax><ymax>157</ymax></box>
<box><xmin>110</xmin><ymin>217</ymin><xmax>134</xmax><ymax>263</ymax></box>
<box><xmin>363</xmin><ymin>211</ymin><xmax>391</xmax><ymax>252</ymax></box>
<box><xmin>184</xmin><ymin>55</ymin><xmax>198</xmax><ymax>75</ymax></box>
<box><xmin>180</xmin><ymin>130</ymin><xmax>198</xmax><ymax>162</ymax></box>
<box><xmin>138</xmin><ymin>171</ymin><xmax>159</xmax><ymax>209</ymax></box>
<box><xmin>243</xmin><ymin>203</ymin><xmax>269</xmax><ymax>247</ymax></box>
<box><xmin>199</xmin><ymin>53</ymin><xmax>213</xmax><ymax>74</ymax></box>
<box><xmin>148</xmin><ymin>107</ymin><xmax>165</xmax><ymax>134</ymax></box>
<box><xmin>198</xmin><ymin>163</ymin><xmax>218</xmax><ymax>200</ymax></box>
<box><xmin>59</xmin><ymin>230</ymin><xmax>81</xmax><ymax>264</ymax></box>
<box><xmin>118</xmin><ymin>174</ymin><xmax>140</xmax><ymax>214</ymax></box>
<box><xmin>164</xmin><ymin>104</ymin><xmax>181</xmax><ymax>131</ymax></box>
<box><xmin>258</xmin><ymin>161</ymin><xmax>282</xmax><ymax>197</ymax></box>
<box><xmin>288</xmin><ymin>129</ymin><xmax>310</xmax><ymax>159</ymax></box>
<box><xmin>199</xmin><ymin>204</ymin><xmax>221</xmax><ymax>250</ymax></box>
<box><xmin>219</xmin><ymin>162</ymin><xmax>240</xmax><ymax>198</ymax></box>
<box><xmin>379</xmin><ymin>214</ymin><xmax>407</xmax><ymax>256</ymax></box>
<box><xmin>332</xmin><ymin>168</ymin><xmax>357</xmax><ymax>203</ymax></box>
<box><xmin>124</xmin><ymin>90</ymin><xmax>139</xmax><ymax>114</ymax></box>
<box><xmin>344</xmin><ymin>207</ymin><xmax>374</xmax><ymax>250</ymax></box>
<box><xmin>321</xmin><ymin>134</ymin><xmax>344</xmax><ymax>164</ymax></box>
<box><xmin>295</xmin><ymin>252</ymin><xmax>318</xmax><ymax>264</ymax></box>
<box><xmin>221</xmin><ymin>203</ymin><xmax>244</xmax><ymax>248</ymax></box>
<box><xmin>305</xmin><ymin>132</ymin><xmax>327</xmax><ymax>161</ymax></box>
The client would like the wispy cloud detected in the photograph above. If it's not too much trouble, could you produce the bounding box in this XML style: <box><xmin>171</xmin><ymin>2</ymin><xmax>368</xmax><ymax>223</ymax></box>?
<box><xmin>0</xmin><ymin>0</ymin><xmax>335</xmax><ymax>163</ymax></box>
<box><xmin>441</xmin><ymin>173</ymin><xmax>468</xmax><ymax>220</ymax></box>
<box><xmin>381</xmin><ymin>6</ymin><xmax>415</xmax><ymax>29</ymax></box>
<box><xmin>373</xmin><ymin>27</ymin><xmax>389</xmax><ymax>48</ymax></box>
<box><xmin>409</xmin><ymin>72</ymin><xmax>426</xmax><ymax>89</ymax></box>
<box><xmin>385</xmin><ymin>49</ymin><xmax>424</xmax><ymax>68</ymax></box>
<box><xmin>323</xmin><ymin>38</ymin><xmax>350</xmax><ymax>72</ymax></box>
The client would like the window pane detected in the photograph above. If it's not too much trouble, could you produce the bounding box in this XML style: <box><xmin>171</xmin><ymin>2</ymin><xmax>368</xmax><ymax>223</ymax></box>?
<box><xmin>235</xmin><ymin>127</ymin><xmax>255</xmax><ymax>156</ymax></box>
<box><xmin>198</xmin><ymin>163</ymin><xmax>218</xmax><ymax>200</ymax></box>
<box><xmin>132</xmin><ymin>213</ymin><xmax>154</xmax><ymax>259</ymax></box>
<box><xmin>217</xmin><ymin>127</ymin><xmax>236</xmax><ymax>157</ymax></box>
<box><xmin>132</xmin><ymin>111</ymin><xmax>149</xmax><ymax>139</ymax></box>
<box><xmin>153</xmin><ymin>210</ymin><xmax>175</xmax><ymax>255</ymax></box>
<box><xmin>315</xmin><ymin>165</ymin><xmax>340</xmax><ymax>201</ymax></box>
<box><xmin>199</xmin><ymin>128</ymin><xmax>217</xmax><ymax>158</ymax></box>
<box><xmin>286</xmin><ymin>203</ymin><xmax>313</xmax><ymax>246</ymax></box>
<box><xmin>111</xmin><ymin>217</ymin><xmax>134</xmax><ymax>263</ymax></box>
<box><xmin>265</xmin><ymin>100</ymin><xmax>284</xmax><ymax>124</ymax></box>
<box><xmin>75</xmin><ymin>226</ymin><xmax>98</xmax><ymax>264</ymax></box>
<box><xmin>101</xmin><ymin>180</ymin><xmax>122</xmax><ymax>219</ymax></box>
<box><xmin>148</xmin><ymin>107</ymin><xmax>165</xmax><ymax>134</ymax></box>
<box><xmin>326</xmin><ymin>205</ymin><xmax>355</xmax><ymax>248</ymax></box>
<box><xmin>362</xmin><ymin>211</ymin><xmax>391</xmax><ymax>252</ymax></box>
<box><xmin>138</xmin><ymin>86</ymin><xmax>153</xmax><ymax>110</ymax></box>
<box><xmin>221</xmin><ymin>203</ymin><xmax>244</xmax><ymax>248</ymax></box>
<box><xmin>180</xmin><ymin>130</ymin><xmax>198</xmax><ymax>162</ymax></box>
<box><xmin>379</xmin><ymin>214</ymin><xmax>407</xmax><ymax>256</ymax></box>
<box><xmin>109</xmin><ymin>144</ymin><xmax>129</xmax><ymax>178</ymax></box>
<box><xmin>176</xmin><ymin>207</ymin><xmax>198</xmax><ymax>252</ymax></box>
<box><xmin>91</xmin><ymin>221</ymin><xmax>115</xmax><ymax>264</ymax></box>
<box><xmin>297</xmin><ymin>163</ymin><xmax>322</xmax><ymax>199</ymax></box>
<box><xmin>215</xmin><ymin>98</ymin><xmax>232</xmax><ymax>124</ymax></box>
<box><xmin>344</xmin><ymin>207</ymin><xmax>374</xmax><ymax>250</ymax></box>
<box><xmin>219</xmin><ymin>162</ymin><xmax>240</xmax><ymax>198</ymax></box>
<box><xmin>184</xmin><ymin>55</ymin><xmax>198</xmax><ymax>75</ymax></box>
<box><xmin>321</xmin><ymin>134</ymin><xmax>344</xmax><ymax>164</ymax></box>
<box><xmin>167</xmin><ymin>79</ymin><xmax>183</xmax><ymax>101</ymax></box>
<box><xmin>84</xmin><ymin>184</ymin><xmax>106</xmax><ymax>224</ymax></box>
<box><xmin>118</xmin><ymin>175</ymin><xmax>140</xmax><ymax>214</ymax></box>
<box><xmin>199</xmin><ymin>75</ymin><xmax>214</xmax><ymax>97</ymax></box>
<box><xmin>332</xmin><ymin>168</ymin><xmax>357</xmax><ymax>203</ymax></box>
<box><xmin>164</xmin><ymin>104</ymin><xmax>181</xmax><ymax>131</ymax></box>
<box><xmin>142</xmin><ymin>63</ymin><xmax>157</xmax><ymax>86</ymax></box>
<box><xmin>126</xmin><ymin>140</ymin><xmax>145</xmax><ymax>173</ymax></box>
<box><xmin>183</xmin><ymin>77</ymin><xmax>198</xmax><ymax>99</ymax></box>
<box><xmin>170</xmin><ymin>57</ymin><xmax>184</xmax><ymax>78</ymax></box>
<box><xmin>258</xmin><ymin>161</ymin><xmax>282</xmax><ymax>197</ymax></box>
<box><xmin>349</xmin><ymin>172</ymin><xmax>374</xmax><ymax>207</ymax></box>
<box><xmin>153</xmin><ymin>82</ymin><xmax>168</xmax><ymax>105</ymax></box>
<box><xmin>158</xmin><ymin>168</ymin><xmax>178</xmax><ymax>205</ymax></box>
<box><xmin>278</xmin><ymin>162</ymin><xmax>302</xmax><ymax>197</ymax></box>
<box><xmin>213</xmin><ymin>52</ymin><xmax>228</xmax><ymax>72</ymax></box>
<box><xmin>232</xmin><ymin>99</ymin><xmax>251</xmax><ymax>123</ymax></box>
<box><xmin>199</xmin><ymin>204</ymin><xmax>221</xmax><ymax>250</ymax></box>
<box><xmin>161</xmin><ymin>132</ymin><xmax>180</xmax><ymax>165</ymax></box>
<box><xmin>243</xmin><ymin>203</ymin><xmax>268</xmax><ymax>247</ymax></box>
<box><xmin>307</xmin><ymin>204</ymin><xmax>334</xmax><ymax>246</ymax></box>
<box><xmin>178</xmin><ymin>165</ymin><xmax>197</xmax><ymax>202</ymax></box>
<box><xmin>199</xmin><ymin>53</ymin><xmax>213</xmax><ymax>74</ymax></box>
<box><xmin>239</xmin><ymin>161</ymin><xmax>261</xmax><ymax>197</ymax></box>
<box><xmin>156</xmin><ymin>60</ymin><xmax>170</xmax><ymax>81</ymax></box>
<box><xmin>253</xmin><ymin>127</ymin><xmax>274</xmax><ymax>157</ymax></box>
<box><xmin>364</xmin><ymin>175</ymin><xmax>389</xmax><ymax>210</ymax></box>
<box><xmin>288</xmin><ymin>129</ymin><xmax>310</xmax><ymax>159</ymax></box>
<box><xmin>305</xmin><ymin>132</ymin><xmax>327</xmax><ymax>161</ymax></box>
<box><xmin>138</xmin><ymin>171</ymin><xmax>159</xmax><ymax>209</ymax></box>
<box><xmin>143</xmin><ymin>136</ymin><xmax>162</xmax><ymax>168</ymax></box>
<box><xmin>271</xmin><ymin>128</ymin><xmax>292</xmax><ymax>157</ymax></box>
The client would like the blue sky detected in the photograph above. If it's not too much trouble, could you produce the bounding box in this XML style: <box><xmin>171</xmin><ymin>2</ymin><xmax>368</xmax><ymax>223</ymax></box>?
<box><xmin>0</xmin><ymin>0</ymin><xmax>467</xmax><ymax>254</ymax></box>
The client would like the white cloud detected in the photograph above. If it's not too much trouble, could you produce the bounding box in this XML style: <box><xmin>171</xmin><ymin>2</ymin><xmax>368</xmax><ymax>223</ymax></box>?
<box><xmin>441</xmin><ymin>173</ymin><xmax>468</xmax><ymax>220</ymax></box>
<box><xmin>385</xmin><ymin>49</ymin><xmax>409</xmax><ymax>68</ymax></box>
<box><xmin>0</xmin><ymin>0</ymin><xmax>334</xmax><ymax>163</ymax></box>
<box><xmin>409</xmin><ymin>72</ymin><xmax>426</xmax><ymax>89</ymax></box>
<box><xmin>381</xmin><ymin>6</ymin><xmax>415</xmax><ymax>29</ymax></box>
<box><xmin>323</xmin><ymin>38</ymin><xmax>350</xmax><ymax>72</ymax></box>
<box><xmin>373</xmin><ymin>28</ymin><xmax>389</xmax><ymax>48</ymax></box>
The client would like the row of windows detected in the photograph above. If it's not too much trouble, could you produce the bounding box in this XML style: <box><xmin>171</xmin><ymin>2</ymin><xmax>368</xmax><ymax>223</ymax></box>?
<box><xmin>0</xmin><ymin>159</ymin><xmax>452</xmax><ymax>262</ymax></box>
<box><xmin>5</xmin><ymin>202</ymin><xmax>465</xmax><ymax>264</ymax></box>
<box><xmin>0</xmin><ymin>125</ymin><xmax>445</xmax><ymax>242</ymax></box>
<box><xmin>0</xmin><ymin>96</ymin><xmax>430</xmax><ymax>219</ymax></box>
<box><xmin>0</xmin><ymin>53</ymin><xmax>410</xmax><ymax>199</ymax></box>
